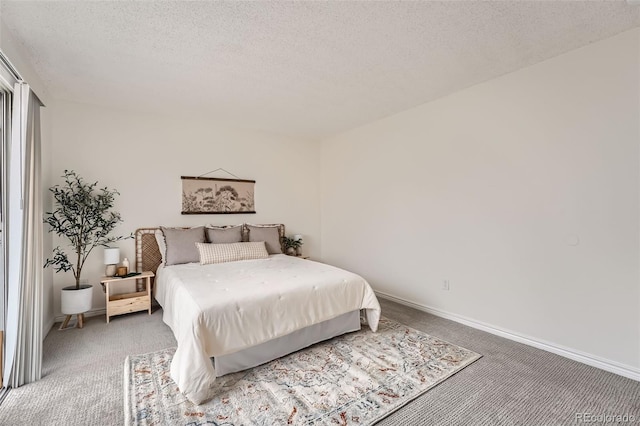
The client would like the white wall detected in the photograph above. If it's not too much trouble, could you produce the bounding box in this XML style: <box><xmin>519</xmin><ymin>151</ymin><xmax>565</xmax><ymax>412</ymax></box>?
<box><xmin>50</xmin><ymin>100</ymin><xmax>321</xmax><ymax>318</ymax></box>
<box><xmin>321</xmin><ymin>29</ymin><xmax>640</xmax><ymax>371</ymax></box>
<box><xmin>0</xmin><ymin>23</ymin><xmax>55</xmax><ymax>335</ymax></box>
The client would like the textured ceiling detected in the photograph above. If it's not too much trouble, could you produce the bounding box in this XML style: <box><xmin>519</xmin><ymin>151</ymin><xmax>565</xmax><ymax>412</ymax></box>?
<box><xmin>1</xmin><ymin>1</ymin><xmax>639</xmax><ymax>140</ymax></box>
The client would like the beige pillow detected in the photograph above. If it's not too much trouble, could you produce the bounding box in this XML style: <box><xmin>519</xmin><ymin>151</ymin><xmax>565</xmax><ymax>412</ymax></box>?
<box><xmin>161</xmin><ymin>226</ymin><xmax>205</xmax><ymax>266</ymax></box>
<box><xmin>245</xmin><ymin>224</ymin><xmax>283</xmax><ymax>254</ymax></box>
<box><xmin>205</xmin><ymin>225</ymin><xmax>243</xmax><ymax>244</ymax></box>
<box><xmin>196</xmin><ymin>242</ymin><xmax>269</xmax><ymax>265</ymax></box>
<box><xmin>235</xmin><ymin>241</ymin><xmax>269</xmax><ymax>261</ymax></box>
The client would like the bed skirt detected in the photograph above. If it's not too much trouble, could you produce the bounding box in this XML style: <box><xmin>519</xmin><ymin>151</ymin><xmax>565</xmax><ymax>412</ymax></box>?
<box><xmin>214</xmin><ymin>310</ymin><xmax>361</xmax><ymax>376</ymax></box>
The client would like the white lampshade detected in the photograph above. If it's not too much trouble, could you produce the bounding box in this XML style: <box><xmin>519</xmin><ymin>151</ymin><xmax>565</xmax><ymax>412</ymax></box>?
<box><xmin>293</xmin><ymin>234</ymin><xmax>303</xmax><ymax>241</ymax></box>
<box><xmin>103</xmin><ymin>247</ymin><xmax>120</xmax><ymax>265</ymax></box>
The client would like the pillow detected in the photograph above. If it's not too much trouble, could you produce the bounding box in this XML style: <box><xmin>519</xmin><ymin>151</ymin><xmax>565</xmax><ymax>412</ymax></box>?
<box><xmin>155</xmin><ymin>230</ymin><xmax>167</xmax><ymax>266</ymax></box>
<box><xmin>160</xmin><ymin>226</ymin><xmax>205</xmax><ymax>266</ymax></box>
<box><xmin>246</xmin><ymin>224</ymin><xmax>283</xmax><ymax>254</ymax></box>
<box><xmin>196</xmin><ymin>242</ymin><xmax>269</xmax><ymax>265</ymax></box>
<box><xmin>205</xmin><ymin>225</ymin><xmax>243</xmax><ymax>244</ymax></box>
<box><xmin>235</xmin><ymin>241</ymin><xmax>269</xmax><ymax>261</ymax></box>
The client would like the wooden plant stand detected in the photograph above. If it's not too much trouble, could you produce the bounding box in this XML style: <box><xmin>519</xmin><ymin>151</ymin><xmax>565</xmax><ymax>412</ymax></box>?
<box><xmin>59</xmin><ymin>313</ymin><xmax>85</xmax><ymax>331</ymax></box>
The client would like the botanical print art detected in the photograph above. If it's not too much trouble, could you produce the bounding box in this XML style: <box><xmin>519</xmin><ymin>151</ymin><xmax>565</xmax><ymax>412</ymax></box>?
<box><xmin>181</xmin><ymin>176</ymin><xmax>256</xmax><ymax>214</ymax></box>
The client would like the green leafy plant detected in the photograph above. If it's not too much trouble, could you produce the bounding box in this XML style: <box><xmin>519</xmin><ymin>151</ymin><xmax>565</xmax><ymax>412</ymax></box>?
<box><xmin>44</xmin><ymin>170</ymin><xmax>131</xmax><ymax>289</ymax></box>
<box><xmin>283</xmin><ymin>236</ymin><xmax>303</xmax><ymax>251</ymax></box>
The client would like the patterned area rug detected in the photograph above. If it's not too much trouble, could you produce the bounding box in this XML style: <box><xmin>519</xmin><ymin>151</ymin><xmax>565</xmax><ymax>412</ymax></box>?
<box><xmin>124</xmin><ymin>317</ymin><xmax>481</xmax><ymax>425</ymax></box>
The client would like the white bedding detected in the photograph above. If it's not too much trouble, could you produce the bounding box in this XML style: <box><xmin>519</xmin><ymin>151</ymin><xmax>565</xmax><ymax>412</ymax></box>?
<box><xmin>155</xmin><ymin>254</ymin><xmax>381</xmax><ymax>405</ymax></box>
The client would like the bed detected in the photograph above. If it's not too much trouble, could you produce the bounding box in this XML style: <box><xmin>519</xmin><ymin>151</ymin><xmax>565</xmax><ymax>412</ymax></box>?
<box><xmin>135</xmin><ymin>226</ymin><xmax>381</xmax><ymax>405</ymax></box>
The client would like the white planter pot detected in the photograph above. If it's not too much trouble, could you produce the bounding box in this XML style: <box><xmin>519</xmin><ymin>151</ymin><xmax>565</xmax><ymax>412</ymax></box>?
<box><xmin>61</xmin><ymin>285</ymin><xmax>93</xmax><ymax>315</ymax></box>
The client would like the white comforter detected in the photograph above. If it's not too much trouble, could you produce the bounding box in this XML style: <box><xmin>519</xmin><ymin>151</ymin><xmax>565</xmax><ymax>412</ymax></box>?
<box><xmin>155</xmin><ymin>254</ymin><xmax>381</xmax><ymax>404</ymax></box>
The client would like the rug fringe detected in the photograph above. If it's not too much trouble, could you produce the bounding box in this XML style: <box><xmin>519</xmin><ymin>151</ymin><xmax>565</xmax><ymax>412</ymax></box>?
<box><xmin>123</xmin><ymin>356</ymin><xmax>132</xmax><ymax>426</ymax></box>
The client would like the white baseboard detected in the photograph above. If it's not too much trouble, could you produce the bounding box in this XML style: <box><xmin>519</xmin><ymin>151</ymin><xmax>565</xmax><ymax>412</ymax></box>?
<box><xmin>53</xmin><ymin>308</ymin><xmax>106</xmax><ymax>324</ymax></box>
<box><xmin>375</xmin><ymin>290</ymin><xmax>640</xmax><ymax>382</ymax></box>
<box><xmin>43</xmin><ymin>317</ymin><xmax>55</xmax><ymax>338</ymax></box>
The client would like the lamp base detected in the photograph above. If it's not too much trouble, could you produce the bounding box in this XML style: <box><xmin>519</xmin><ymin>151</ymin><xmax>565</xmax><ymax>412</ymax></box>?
<box><xmin>105</xmin><ymin>264</ymin><xmax>117</xmax><ymax>277</ymax></box>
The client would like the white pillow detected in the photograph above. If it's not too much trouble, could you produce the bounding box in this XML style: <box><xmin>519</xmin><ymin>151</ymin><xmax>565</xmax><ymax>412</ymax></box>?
<box><xmin>196</xmin><ymin>242</ymin><xmax>269</xmax><ymax>265</ymax></box>
<box><xmin>155</xmin><ymin>230</ymin><xmax>167</xmax><ymax>266</ymax></box>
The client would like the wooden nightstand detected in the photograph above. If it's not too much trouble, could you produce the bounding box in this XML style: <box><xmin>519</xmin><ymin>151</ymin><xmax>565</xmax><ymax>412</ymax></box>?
<box><xmin>100</xmin><ymin>271</ymin><xmax>154</xmax><ymax>323</ymax></box>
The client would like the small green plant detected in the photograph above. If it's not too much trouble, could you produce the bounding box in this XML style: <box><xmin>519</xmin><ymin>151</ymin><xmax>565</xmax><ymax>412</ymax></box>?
<box><xmin>44</xmin><ymin>170</ymin><xmax>131</xmax><ymax>289</ymax></box>
<box><xmin>283</xmin><ymin>236</ymin><xmax>303</xmax><ymax>251</ymax></box>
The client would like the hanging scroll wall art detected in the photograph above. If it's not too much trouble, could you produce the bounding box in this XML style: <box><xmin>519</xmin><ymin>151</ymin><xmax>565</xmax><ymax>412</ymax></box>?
<box><xmin>181</xmin><ymin>176</ymin><xmax>256</xmax><ymax>214</ymax></box>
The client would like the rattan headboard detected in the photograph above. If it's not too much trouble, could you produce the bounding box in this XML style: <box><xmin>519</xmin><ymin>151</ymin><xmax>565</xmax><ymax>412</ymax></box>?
<box><xmin>135</xmin><ymin>224</ymin><xmax>286</xmax><ymax>276</ymax></box>
<box><xmin>135</xmin><ymin>228</ymin><xmax>164</xmax><ymax>275</ymax></box>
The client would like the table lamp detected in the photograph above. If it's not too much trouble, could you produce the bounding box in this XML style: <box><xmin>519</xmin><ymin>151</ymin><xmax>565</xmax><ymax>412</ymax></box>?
<box><xmin>293</xmin><ymin>234</ymin><xmax>303</xmax><ymax>256</ymax></box>
<box><xmin>104</xmin><ymin>247</ymin><xmax>120</xmax><ymax>277</ymax></box>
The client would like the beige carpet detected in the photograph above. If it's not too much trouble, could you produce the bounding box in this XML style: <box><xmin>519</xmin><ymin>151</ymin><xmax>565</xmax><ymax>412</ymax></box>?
<box><xmin>0</xmin><ymin>298</ymin><xmax>638</xmax><ymax>425</ymax></box>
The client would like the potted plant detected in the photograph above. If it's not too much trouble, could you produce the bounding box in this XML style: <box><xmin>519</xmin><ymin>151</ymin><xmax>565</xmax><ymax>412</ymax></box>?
<box><xmin>44</xmin><ymin>170</ymin><xmax>129</xmax><ymax>326</ymax></box>
<box><xmin>283</xmin><ymin>236</ymin><xmax>303</xmax><ymax>256</ymax></box>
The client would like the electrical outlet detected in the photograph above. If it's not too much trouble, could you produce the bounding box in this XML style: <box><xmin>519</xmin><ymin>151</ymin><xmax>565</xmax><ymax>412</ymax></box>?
<box><xmin>442</xmin><ymin>280</ymin><xmax>450</xmax><ymax>291</ymax></box>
